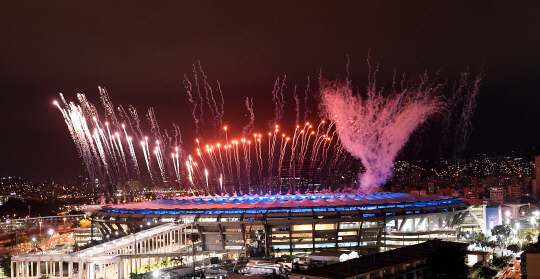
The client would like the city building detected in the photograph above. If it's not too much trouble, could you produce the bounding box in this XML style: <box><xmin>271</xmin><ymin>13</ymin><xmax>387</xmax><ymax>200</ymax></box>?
<box><xmin>489</xmin><ymin>187</ymin><xmax>505</xmax><ymax>202</ymax></box>
<box><xmin>533</xmin><ymin>155</ymin><xmax>540</xmax><ymax>199</ymax></box>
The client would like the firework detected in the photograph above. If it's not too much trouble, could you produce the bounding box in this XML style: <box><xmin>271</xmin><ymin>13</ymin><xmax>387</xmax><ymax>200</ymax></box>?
<box><xmin>54</xmin><ymin>62</ymin><xmax>481</xmax><ymax>200</ymax></box>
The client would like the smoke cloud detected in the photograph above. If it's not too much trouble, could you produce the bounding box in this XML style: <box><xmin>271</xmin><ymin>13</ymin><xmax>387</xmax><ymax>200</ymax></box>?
<box><xmin>319</xmin><ymin>71</ymin><xmax>444</xmax><ymax>193</ymax></box>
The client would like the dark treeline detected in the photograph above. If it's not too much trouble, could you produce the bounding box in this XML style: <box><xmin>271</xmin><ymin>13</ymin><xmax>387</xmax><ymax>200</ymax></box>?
<box><xmin>0</xmin><ymin>198</ymin><xmax>64</xmax><ymax>218</ymax></box>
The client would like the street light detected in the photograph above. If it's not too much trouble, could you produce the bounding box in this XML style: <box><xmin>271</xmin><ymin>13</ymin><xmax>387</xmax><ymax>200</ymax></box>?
<box><xmin>39</xmin><ymin>221</ymin><xmax>42</xmax><ymax>235</ymax></box>
<box><xmin>63</xmin><ymin>217</ymin><xmax>67</xmax><ymax>229</ymax></box>
<box><xmin>49</xmin><ymin>229</ymin><xmax>54</xmax><ymax>247</ymax></box>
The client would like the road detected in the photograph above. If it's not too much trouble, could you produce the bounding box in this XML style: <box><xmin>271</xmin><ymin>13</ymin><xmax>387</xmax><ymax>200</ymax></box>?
<box><xmin>502</xmin><ymin>260</ymin><xmax>521</xmax><ymax>279</ymax></box>
<box><xmin>505</xmin><ymin>269</ymin><xmax>521</xmax><ymax>279</ymax></box>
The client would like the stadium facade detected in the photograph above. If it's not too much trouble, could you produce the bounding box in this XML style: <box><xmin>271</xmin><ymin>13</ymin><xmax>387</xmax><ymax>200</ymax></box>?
<box><xmin>93</xmin><ymin>192</ymin><xmax>469</xmax><ymax>257</ymax></box>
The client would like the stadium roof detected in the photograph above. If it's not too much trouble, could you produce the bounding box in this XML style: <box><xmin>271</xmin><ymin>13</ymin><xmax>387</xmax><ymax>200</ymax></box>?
<box><xmin>100</xmin><ymin>192</ymin><xmax>464</xmax><ymax>214</ymax></box>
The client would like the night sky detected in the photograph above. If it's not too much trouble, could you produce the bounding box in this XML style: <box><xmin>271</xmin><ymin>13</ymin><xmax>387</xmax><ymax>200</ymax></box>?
<box><xmin>1</xmin><ymin>1</ymin><xmax>539</xmax><ymax>183</ymax></box>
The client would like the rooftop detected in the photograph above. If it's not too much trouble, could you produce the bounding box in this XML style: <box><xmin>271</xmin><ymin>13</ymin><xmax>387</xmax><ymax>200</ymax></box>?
<box><xmin>295</xmin><ymin>240</ymin><xmax>468</xmax><ymax>279</ymax></box>
<box><xmin>100</xmin><ymin>192</ymin><xmax>464</xmax><ymax>215</ymax></box>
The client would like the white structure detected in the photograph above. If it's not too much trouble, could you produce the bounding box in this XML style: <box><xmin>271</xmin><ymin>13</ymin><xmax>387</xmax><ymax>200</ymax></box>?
<box><xmin>308</xmin><ymin>250</ymin><xmax>358</xmax><ymax>263</ymax></box>
<box><xmin>11</xmin><ymin>222</ymin><xmax>224</xmax><ymax>279</ymax></box>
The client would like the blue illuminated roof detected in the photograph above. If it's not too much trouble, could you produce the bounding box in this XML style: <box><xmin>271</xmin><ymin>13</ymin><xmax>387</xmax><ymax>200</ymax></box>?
<box><xmin>100</xmin><ymin>192</ymin><xmax>466</xmax><ymax>215</ymax></box>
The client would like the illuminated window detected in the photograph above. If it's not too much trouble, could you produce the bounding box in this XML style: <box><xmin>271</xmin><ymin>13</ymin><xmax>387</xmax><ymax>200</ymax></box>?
<box><xmin>292</xmin><ymin>224</ymin><xmax>312</xmax><ymax>231</ymax></box>
<box><xmin>291</xmin><ymin>233</ymin><xmax>312</xmax><ymax>237</ymax></box>
<box><xmin>315</xmin><ymin>224</ymin><xmax>335</xmax><ymax>230</ymax></box>
<box><xmin>338</xmin><ymin>231</ymin><xmax>357</xmax><ymax>236</ymax></box>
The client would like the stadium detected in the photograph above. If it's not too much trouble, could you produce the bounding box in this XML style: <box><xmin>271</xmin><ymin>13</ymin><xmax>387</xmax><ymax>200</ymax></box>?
<box><xmin>93</xmin><ymin>192</ymin><xmax>469</xmax><ymax>258</ymax></box>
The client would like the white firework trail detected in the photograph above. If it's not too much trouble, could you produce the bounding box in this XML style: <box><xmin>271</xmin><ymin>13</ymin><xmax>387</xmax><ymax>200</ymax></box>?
<box><xmin>241</xmin><ymin>139</ymin><xmax>251</xmax><ymax>193</ymax></box>
<box><xmin>288</xmin><ymin>125</ymin><xmax>300</xmax><ymax>179</ymax></box>
<box><xmin>141</xmin><ymin>137</ymin><xmax>155</xmax><ymax>183</ymax></box>
<box><xmin>267</xmin><ymin>125</ymin><xmax>278</xmax><ymax>178</ymax></box>
<box><xmin>216</xmin><ymin>143</ymin><xmax>226</xmax><ymax>184</ymax></box>
<box><xmin>122</xmin><ymin>124</ymin><xmax>141</xmax><ymax>180</ymax></box>
<box><xmin>113</xmin><ymin>132</ymin><xmax>129</xmax><ymax>178</ymax></box>
<box><xmin>277</xmin><ymin>134</ymin><xmax>290</xmax><ymax>193</ymax></box>
<box><xmin>204</xmin><ymin>169</ymin><xmax>210</xmax><ymax>194</ymax></box>
<box><xmin>205</xmin><ymin>145</ymin><xmax>219</xmax><ymax>184</ymax></box>
<box><xmin>154</xmin><ymin>141</ymin><xmax>166</xmax><ymax>182</ymax></box>
<box><xmin>297</xmin><ymin>123</ymin><xmax>314</xmax><ymax>172</ymax></box>
<box><xmin>254</xmin><ymin>134</ymin><xmax>263</xmax><ymax>183</ymax></box>
<box><xmin>223</xmin><ymin>126</ymin><xmax>233</xmax><ymax>182</ymax></box>
<box><xmin>309</xmin><ymin>121</ymin><xmax>327</xmax><ymax>169</ymax></box>
<box><xmin>233</xmin><ymin>140</ymin><xmax>242</xmax><ymax>192</ymax></box>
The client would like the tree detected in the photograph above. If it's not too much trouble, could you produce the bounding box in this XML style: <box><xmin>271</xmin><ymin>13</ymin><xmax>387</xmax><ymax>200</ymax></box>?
<box><xmin>491</xmin><ymin>225</ymin><xmax>511</xmax><ymax>249</ymax></box>
<box><xmin>129</xmin><ymin>271</ymin><xmax>150</xmax><ymax>279</ymax></box>
<box><xmin>492</xmin><ymin>225</ymin><xmax>511</xmax><ymax>240</ymax></box>
<box><xmin>475</xmin><ymin>266</ymin><xmax>497</xmax><ymax>279</ymax></box>
<box><xmin>8</xmin><ymin>233</ymin><xmax>29</xmax><ymax>247</ymax></box>
<box><xmin>36</xmin><ymin>235</ymin><xmax>47</xmax><ymax>245</ymax></box>
<box><xmin>18</xmin><ymin>235</ymin><xmax>29</xmax><ymax>244</ymax></box>
<box><xmin>79</xmin><ymin>219</ymin><xmax>91</xmax><ymax>228</ymax></box>
<box><xmin>507</xmin><ymin>244</ymin><xmax>520</xmax><ymax>254</ymax></box>
<box><xmin>490</xmin><ymin>254</ymin><xmax>512</xmax><ymax>270</ymax></box>
<box><xmin>486</xmin><ymin>240</ymin><xmax>497</xmax><ymax>254</ymax></box>
<box><xmin>525</xmin><ymin>231</ymin><xmax>534</xmax><ymax>244</ymax></box>
<box><xmin>0</xmin><ymin>255</ymin><xmax>11</xmax><ymax>277</ymax></box>
<box><xmin>426</xmin><ymin>246</ymin><xmax>469</xmax><ymax>279</ymax></box>
<box><xmin>171</xmin><ymin>256</ymin><xmax>184</xmax><ymax>266</ymax></box>
<box><xmin>9</xmin><ymin>233</ymin><xmax>17</xmax><ymax>243</ymax></box>
<box><xmin>473</xmin><ymin>232</ymin><xmax>488</xmax><ymax>247</ymax></box>
<box><xmin>470</xmin><ymin>262</ymin><xmax>483</xmax><ymax>277</ymax></box>
<box><xmin>469</xmin><ymin>232</ymin><xmax>491</xmax><ymax>263</ymax></box>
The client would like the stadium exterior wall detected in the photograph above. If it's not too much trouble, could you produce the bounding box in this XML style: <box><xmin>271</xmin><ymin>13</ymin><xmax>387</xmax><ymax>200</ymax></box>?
<box><xmin>92</xmin><ymin>193</ymin><xmax>470</xmax><ymax>256</ymax></box>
